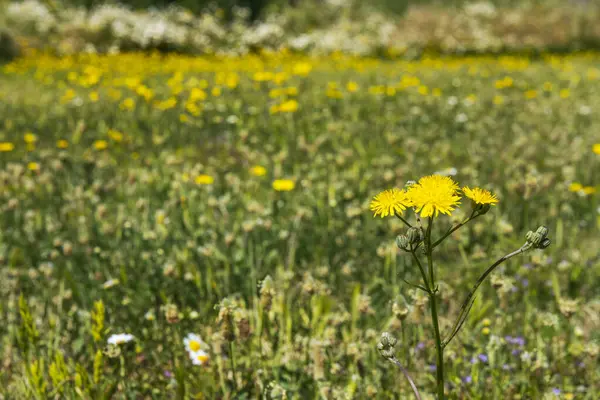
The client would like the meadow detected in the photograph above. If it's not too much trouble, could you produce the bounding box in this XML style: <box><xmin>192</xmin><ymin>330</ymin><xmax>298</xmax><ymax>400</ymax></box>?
<box><xmin>0</xmin><ymin>50</ymin><xmax>599</xmax><ymax>399</ymax></box>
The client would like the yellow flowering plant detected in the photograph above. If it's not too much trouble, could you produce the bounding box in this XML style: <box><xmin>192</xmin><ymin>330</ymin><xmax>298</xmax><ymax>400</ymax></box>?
<box><xmin>372</xmin><ymin>175</ymin><xmax>550</xmax><ymax>400</ymax></box>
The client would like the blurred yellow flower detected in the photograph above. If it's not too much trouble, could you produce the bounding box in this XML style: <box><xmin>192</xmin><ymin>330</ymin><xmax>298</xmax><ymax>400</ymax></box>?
<box><xmin>24</xmin><ymin>132</ymin><xmax>37</xmax><ymax>144</ymax></box>
<box><xmin>347</xmin><ymin>81</ymin><xmax>359</xmax><ymax>92</ymax></box>
<box><xmin>272</xmin><ymin>179</ymin><xmax>295</xmax><ymax>191</ymax></box>
<box><xmin>89</xmin><ymin>91</ymin><xmax>99</xmax><ymax>102</ymax></box>
<box><xmin>463</xmin><ymin>187</ymin><xmax>499</xmax><ymax>205</ymax></box>
<box><xmin>271</xmin><ymin>99</ymin><xmax>298</xmax><ymax>114</ymax></box>
<box><xmin>250</xmin><ymin>166</ymin><xmax>267</xmax><ymax>177</ymax></box>
<box><xmin>108</xmin><ymin>129</ymin><xmax>124</xmax><ymax>142</ymax></box>
<box><xmin>293</xmin><ymin>62</ymin><xmax>312</xmax><ymax>76</ymax></box>
<box><xmin>407</xmin><ymin>175</ymin><xmax>461</xmax><ymax>218</ymax></box>
<box><xmin>524</xmin><ymin>90</ymin><xmax>537</xmax><ymax>99</ymax></box>
<box><xmin>370</xmin><ymin>188</ymin><xmax>410</xmax><ymax>218</ymax></box>
<box><xmin>27</xmin><ymin>162</ymin><xmax>40</xmax><ymax>171</ymax></box>
<box><xmin>559</xmin><ymin>89</ymin><xmax>570</xmax><ymax>98</ymax></box>
<box><xmin>593</xmin><ymin>144</ymin><xmax>600</xmax><ymax>154</ymax></box>
<box><xmin>0</xmin><ymin>142</ymin><xmax>14</xmax><ymax>152</ymax></box>
<box><xmin>120</xmin><ymin>98</ymin><xmax>136</xmax><ymax>111</ymax></box>
<box><xmin>94</xmin><ymin>140</ymin><xmax>108</xmax><ymax>150</ymax></box>
<box><xmin>195</xmin><ymin>174</ymin><xmax>214</xmax><ymax>185</ymax></box>
<box><xmin>56</xmin><ymin>139</ymin><xmax>69</xmax><ymax>149</ymax></box>
<box><xmin>482</xmin><ymin>327</ymin><xmax>490</xmax><ymax>335</ymax></box>
<box><xmin>582</xmin><ymin>186</ymin><xmax>596</xmax><ymax>195</ymax></box>
<box><xmin>568</xmin><ymin>182</ymin><xmax>583</xmax><ymax>192</ymax></box>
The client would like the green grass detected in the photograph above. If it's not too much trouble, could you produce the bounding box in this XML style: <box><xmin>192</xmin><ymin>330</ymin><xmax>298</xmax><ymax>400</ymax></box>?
<box><xmin>0</xmin><ymin>51</ymin><xmax>598</xmax><ymax>399</ymax></box>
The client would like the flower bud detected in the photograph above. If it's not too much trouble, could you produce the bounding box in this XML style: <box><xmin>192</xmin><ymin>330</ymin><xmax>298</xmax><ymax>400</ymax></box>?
<box><xmin>473</xmin><ymin>202</ymin><xmax>491</xmax><ymax>215</ymax></box>
<box><xmin>406</xmin><ymin>227</ymin><xmax>423</xmax><ymax>245</ymax></box>
<box><xmin>377</xmin><ymin>332</ymin><xmax>397</xmax><ymax>359</ymax></box>
<box><xmin>395</xmin><ymin>235</ymin><xmax>410</xmax><ymax>251</ymax></box>
<box><xmin>525</xmin><ymin>225</ymin><xmax>551</xmax><ymax>250</ymax></box>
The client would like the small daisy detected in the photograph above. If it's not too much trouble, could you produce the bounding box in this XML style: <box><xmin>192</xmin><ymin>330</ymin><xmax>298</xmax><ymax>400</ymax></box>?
<box><xmin>191</xmin><ymin>349</ymin><xmax>210</xmax><ymax>365</ymax></box>
<box><xmin>184</xmin><ymin>333</ymin><xmax>208</xmax><ymax>354</ymax></box>
<box><xmin>107</xmin><ymin>333</ymin><xmax>135</xmax><ymax>345</ymax></box>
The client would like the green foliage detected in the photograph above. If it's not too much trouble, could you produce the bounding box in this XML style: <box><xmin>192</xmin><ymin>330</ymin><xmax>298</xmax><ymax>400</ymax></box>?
<box><xmin>0</xmin><ymin>49</ymin><xmax>599</xmax><ymax>398</ymax></box>
<box><xmin>0</xmin><ymin>27</ymin><xmax>20</xmax><ymax>62</ymax></box>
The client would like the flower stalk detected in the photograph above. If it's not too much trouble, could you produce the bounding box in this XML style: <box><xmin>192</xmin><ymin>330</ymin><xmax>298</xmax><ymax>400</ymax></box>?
<box><xmin>371</xmin><ymin>176</ymin><xmax>550</xmax><ymax>399</ymax></box>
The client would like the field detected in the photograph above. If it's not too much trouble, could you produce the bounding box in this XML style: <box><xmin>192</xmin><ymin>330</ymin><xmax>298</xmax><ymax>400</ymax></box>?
<box><xmin>0</xmin><ymin>50</ymin><xmax>599</xmax><ymax>399</ymax></box>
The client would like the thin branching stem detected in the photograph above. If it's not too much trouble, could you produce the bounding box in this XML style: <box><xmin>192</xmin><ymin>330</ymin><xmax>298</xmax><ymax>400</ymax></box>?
<box><xmin>395</xmin><ymin>212</ymin><xmax>412</xmax><ymax>228</ymax></box>
<box><xmin>442</xmin><ymin>246</ymin><xmax>526</xmax><ymax>348</ymax></box>
<box><xmin>425</xmin><ymin>217</ymin><xmax>445</xmax><ymax>399</ymax></box>
<box><xmin>386</xmin><ymin>356</ymin><xmax>422</xmax><ymax>400</ymax></box>
<box><xmin>410</xmin><ymin>247</ymin><xmax>431</xmax><ymax>293</ymax></box>
<box><xmin>402</xmin><ymin>278</ymin><xmax>430</xmax><ymax>294</ymax></box>
<box><xmin>431</xmin><ymin>210</ymin><xmax>478</xmax><ymax>249</ymax></box>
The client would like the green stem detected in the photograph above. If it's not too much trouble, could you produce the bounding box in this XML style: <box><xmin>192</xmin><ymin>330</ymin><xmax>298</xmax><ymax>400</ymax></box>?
<box><xmin>410</xmin><ymin>248</ymin><xmax>431</xmax><ymax>293</ymax></box>
<box><xmin>426</xmin><ymin>217</ymin><xmax>444</xmax><ymax>399</ymax></box>
<box><xmin>395</xmin><ymin>212</ymin><xmax>412</xmax><ymax>228</ymax></box>
<box><xmin>229</xmin><ymin>341</ymin><xmax>238</xmax><ymax>391</ymax></box>
<box><xmin>431</xmin><ymin>211</ymin><xmax>478</xmax><ymax>249</ymax></box>
<box><xmin>430</xmin><ymin>293</ymin><xmax>444</xmax><ymax>400</ymax></box>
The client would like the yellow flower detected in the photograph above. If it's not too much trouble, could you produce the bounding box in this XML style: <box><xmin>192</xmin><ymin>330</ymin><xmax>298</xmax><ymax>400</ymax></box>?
<box><xmin>56</xmin><ymin>139</ymin><xmax>69</xmax><ymax>149</ymax></box>
<box><xmin>407</xmin><ymin>175</ymin><xmax>461</xmax><ymax>218</ymax></box>
<box><xmin>568</xmin><ymin>182</ymin><xmax>583</xmax><ymax>192</ymax></box>
<box><xmin>524</xmin><ymin>90</ymin><xmax>537</xmax><ymax>99</ymax></box>
<box><xmin>271</xmin><ymin>99</ymin><xmax>298</xmax><ymax>114</ymax></box>
<box><xmin>89</xmin><ymin>91</ymin><xmax>99</xmax><ymax>102</ymax></box>
<box><xmin>272</xmin><ymin>179</ymin><xmax>295</xmax><ymax>191</ymax></box>
<box><xmin>462</xmin><ymin>187</ymin><xmax>499</xmax><ymax>205</ymax></box>
<box><xmin>593</xmin><ymin>144</ymin><xmax>600</xmax><ymax>154</ymax></box>
<box><xmin>250</xmin><ymin>165</ymin><xmax>267</xmax><ymax>177</ymax></box>
<box><xmin>582</xmin><ymin>186</ymin><xmax>596</xmax><ymax>195</ymax></box>
<box><xmin>482</xmin><ymin>327</ymin><xmax>490</xmax><ymax>335</ymax></box>
<box><xmin>370</xmin><ymin>188</ymin><xmax>411</xmax><ymax>218</ymax></box>
<box><xmin>120</xmin><ymin>98</ymin><xmax>136</xmax><ymax>111</ymax></box>
<box><xmin>195</xmin><ymin>174</ymin><xmax>214</xmax><ymax>185</ymax></box>
<box><xmin>559</xmin><ymin>89</ymin><xmax>570</xmax><ymax>98</ymax></box>
<box><xmin>347</xmin><ymin>81</ymin><xmax>359</xmax><ymax>92</ymax></box>
<box><xmin>108</xmin><ymin>129</ymin><xmax>124</xmax><ymax>142</ymax></box>
<box><xmin>94</xmin><ymin>140</ymin><xmax>108</xmax><ymax>150</ymax></box>
<box><xmin>0</xmin><ymin>142</ymin><xmax>14</xmax><ymax>152</ymax></box>
<box><xmin>24</xmin><ymin>132</ymin><xmax>37</xmax><ymax>144</ymax></box>
<box><xmin>27</xmin><ymin>162</ymin><xmax>40</xmax><ymax>171</ymax></box>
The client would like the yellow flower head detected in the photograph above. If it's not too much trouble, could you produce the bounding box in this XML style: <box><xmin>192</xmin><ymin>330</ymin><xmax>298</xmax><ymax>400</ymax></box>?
<box><xmin>407</xmin><ymin>175</ymin><xmax>461</xmax><ymax>218</ymax></box>
<box><xmin>195</xmin><ymin>174</ymin><xmax>214</xmax><ymax>185</ymax></box>
<box><xmin>24</xmin><ymin>132</ymin><xmax>37</xmax><ymax>144</ymax></box>
<box><xmin>27</xmin><ymin>162</ymin><xmax>40</xmax><ymax>171</ymax></box>
<box><xmin>250</xmin><ymin>165</ymin><xmax>267</xmax><ymax>177</ymax></box>
<box><xmin>593</xmin><ymin>143</ymin><xmax>600</xmax><ymax>154</ymax></box>
<box><xmin>272</xmin><ymin>179</ymin><xmax>295</xmax><ymax>191</ymax></box>
<box><xmin>370</xmin><ymin>188</ymin><xmax>411</xmax><ymax>218</ymax></box>
<box><xmin>108</xmin><ymin>129</ymin><xmax>124</xmax><ymax>143</ymax></box>
<box><xmin>56</xmin><ymin>139</ymin><xmax>69</xmax><ymax>149</ymax></box>
<box><xmin>0</xmin><ymin>142</ymin><xmax>14</xmax><ymax>152</ymax></box>
<box><xmin>94</xmin><ymin>140</ymin><xmax>108</xmax><ymax>150</ymax></box>
<box><xmin>462</xmin><ymin>187</ymin><xmax>499</xmax><ymax>205</ymax></box>
<box><xmin>568</xmin><ymin>182</ymin><xmax>583</xmax><ymax>192</ymax></box>
<box><xmin>582</xmin><ymin>186</ymin><xmax>596</xmax><ymax>195</ymax></box>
